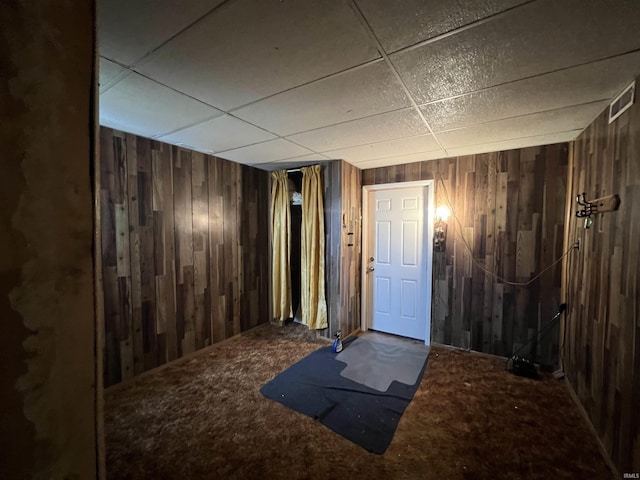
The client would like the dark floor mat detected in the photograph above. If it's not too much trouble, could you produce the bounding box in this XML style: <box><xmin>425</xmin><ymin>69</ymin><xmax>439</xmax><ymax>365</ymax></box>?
<box><xmin>260</xmin><ymin>341</ymin><xmax>428</xmax><ymax>454</ymax></box>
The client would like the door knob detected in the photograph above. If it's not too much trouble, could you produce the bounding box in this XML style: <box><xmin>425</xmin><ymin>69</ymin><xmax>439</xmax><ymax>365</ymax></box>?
<box><xmin>366</xmin><ymin>266</ymin><xmax>375</xmax><ymax>273</ymax></box>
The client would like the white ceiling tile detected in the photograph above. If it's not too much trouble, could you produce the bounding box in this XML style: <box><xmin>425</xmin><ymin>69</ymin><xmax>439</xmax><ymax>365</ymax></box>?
<box><xmin>98</xmin><ymin>0</ymin><xmax>224</xmax><ymax>66</ymax></box>
<box><xmin>99</xmin><ymin>72</ymin><xmax>223</xmax><ymax>139</ymax></box>
<box><xmin>233</xmin><ymin>61</ymin><xmax>410</xmax><ymax>135</ymax></box>
<box><xmin>216</xmin><ymin>139</ymin><xmax>314</xmax><ymax>165</ymax></box>
<box><xmin>437</xmin><ymin>102</ymin><xmax>608</xmax><ymax>149</ymax></box>
<box><xmin>353</xmin><ymin>150</ymin><xmax>447</xmax><ymax>169</ymax></box>
<box><xmin>421</xmin><ymin>52</ymin><xmax>640</xmax><ymax>132</ymax></box>
<box><xmin>288</xmin><ymin>109</ymin><xmax>429</xmax><ymax>152</ymax></box>
<box><xmin>98</xmin><ymin>0</ymin><xmax>640</xmax><ymax>162</ymax></box>
<box><xmin>446</xmin><ymin>132</ymin><xmax>579</xmax><ymax>157</ymax></box>
<box><xmin>392</xmin><ymin>0</ymin><xmax>640</xmax><ymax>103</ymax></box>
<box><xmin>356</xmin><ymin>0</ymin><xmax>529</xmax><ymax>53</ymax></box>
<box><xmin>99</xmin><ymin>57</ymin><xmax>129</xmax><ymax>93</ymax></box>
<box><xmin>322</xmin><ymin>134</ymin><xmax>440</xmax><ymax>163</ymax></box>
<box><xmin>268</xmin><ymin>154</ymin><xmax>330</xmax><ymax>164</ymax></box>
<box><xmin>158</xmin><ymin>115</ymin><xmax>276</xmax><ymax>153</ymax></box>
<box><xmin>136</xmin><ymin>0</ymin><xmax>380</xmax><ymax>110</ymax></box>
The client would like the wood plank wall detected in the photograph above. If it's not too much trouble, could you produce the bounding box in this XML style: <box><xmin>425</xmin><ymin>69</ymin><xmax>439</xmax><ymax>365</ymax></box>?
<box><xmin>340</xmin><ymin>161</ymin><xmax>363</xmax><ymax>337</ymax></box>
<box><xmin>100</xmin><ymin>127</ymin><xmax>269</xmax><ymax>387</ymax></box>
<box><xmin>362</xmin><ymin>145</ymin><xmax>567</xmax><ymax>364</ymax></box>
<box><xmin>324</xmin><ymin>161</ymin><xmax>342</xmax><ymax>338</ymax></box>
<box><xmin>323</xmin><ymin>160</ymin><xmax>362</xmax><ymax>339</ymax></box>
<box><xmin>565</xmin><ymin>96</ymin><xmax>640</xmax><ymax>473</ymax></box>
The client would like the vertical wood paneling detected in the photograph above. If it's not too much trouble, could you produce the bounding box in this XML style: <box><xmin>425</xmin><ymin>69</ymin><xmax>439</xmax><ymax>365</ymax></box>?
<box><xmin>101</xmin><ymin>127</ymin><xmax>269</xmax><ymax>387</ymax></box>
<box><xmin>323</xmin><ymin>160</ymin><xmax>362</xmax><ymax>339</ymax></box>
<box><xmin>100</xmin><ymin>128</ymin><xmax>119</xmax><ymax>386</ymax></box>
<box><xmin>222</xmin><ymin>160</ymin><xmax>236</xmax><ymax>337</ymax></box>
<box><xmin>157</xmin><ymin>143</ymin><xmax>177</xmax><ymax>363</ymax></box>
<box><xmin>230</xmin><ymin>163</ymin><xmax>241</xmax><ymax>336</ymax></box>
<box><xmin>240</xmin><ymin>166</ymin><xmax>269</xmax><ymax>333</ymax></box>
<box><xmin>208</xmin><ymin>157</ymin><xmax>225</xmax><ymax>343</ymax></box>
<box><xmin>113</xmin><ymin>131</ymin><xmax>133</xmax><ymax>380</ymax></box>
<box><xmin>362</xmin><ymin>145</ymin><xmax>567</xmax><ymax>364</ymax></box>
<box><xmin>191</xmin><ymin>152</ymin><xmax>208</xmax><ymax>349</ymax></box>
<box><xmin>341</xmin><ymin>161</ymin><xmax>362</xmax><ymax>336</ymax></box>
<box><xmin>137</xmin><ymin>138</ymin><xmax>157</xmax><ymax>371</ymax></box>
<box><xmin>113</xmin><ymin>131</ymin><xmax>134</xmax><ymax>378</ymax></box>
<box><xmin>126</xmin><ymin>133</ymin><xmax>144</xmax><ymax>375</ymax></box>
<box><xmin>324</xmin><ymin>161</ymin><xmax>342</xmax><ymax>338</ymax></box>
<box><xmin>565</xmin><ymin>92</ymin><xmax>640</xmax><ymax>473</ymax></box>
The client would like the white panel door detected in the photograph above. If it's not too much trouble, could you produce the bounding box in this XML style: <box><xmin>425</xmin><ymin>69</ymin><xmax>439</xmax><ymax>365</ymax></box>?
<box><xmin>368</xmin><ymin>186</ymin><xmax>428</xmax><ymax>340</ymax></box>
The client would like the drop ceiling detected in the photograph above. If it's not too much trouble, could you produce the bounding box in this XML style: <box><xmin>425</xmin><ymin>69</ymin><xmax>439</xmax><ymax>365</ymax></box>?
<box><xmin>98</xmin><ymin>0</ymin><xmax>640</xmax><ymax>171</ymax></box>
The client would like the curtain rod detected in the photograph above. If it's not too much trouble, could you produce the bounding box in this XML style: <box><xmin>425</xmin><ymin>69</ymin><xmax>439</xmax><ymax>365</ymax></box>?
<box><xmin>287</xmin><ymin>162</ymin><xmax>323</xmax><ymax>173</ymax></box>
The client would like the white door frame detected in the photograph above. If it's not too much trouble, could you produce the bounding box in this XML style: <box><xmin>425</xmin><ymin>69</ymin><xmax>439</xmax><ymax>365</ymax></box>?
<box><xmin>361</xmin><ymin>180</ymin><xmax>435</xmax><ymax>345</ymax></box>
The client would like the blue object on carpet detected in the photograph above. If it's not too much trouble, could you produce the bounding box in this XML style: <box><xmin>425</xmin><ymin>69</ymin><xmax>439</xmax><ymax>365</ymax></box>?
<box><xmin>259</xmin><ymin>340</ymin><xmax>428</xmax><ymax>454</ymax></box>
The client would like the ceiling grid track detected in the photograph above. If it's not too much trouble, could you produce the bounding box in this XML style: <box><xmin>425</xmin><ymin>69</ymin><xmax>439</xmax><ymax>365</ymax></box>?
<box><xmin>388</xmin><ymin>0</ymin><xmax>537</xmax><ymax>56</ymax></box>
<box><xmin>130</xmin><ymin>0</ymin><xmax>236</xmax><ymax>70</ymax></box>
<box><xmin>98</xmin><ymin>0</ymin><xmax>640</xmax><ymax>169</ymax></box>
<box><xmin>418</xmin><ymin>47</ymin><xmax>640</xmax><ymax>108</ymax></box>
<box><xmin>347</xmin><ymin>0</ymin><xmax>449</xmax><ymax>156</ymax></box>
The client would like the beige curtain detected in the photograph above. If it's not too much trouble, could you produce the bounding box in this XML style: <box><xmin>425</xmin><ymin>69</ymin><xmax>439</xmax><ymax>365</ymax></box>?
<box><xmin>271</xmin><ymin>170</ymin><xmax>292</xmax><ymax>321</ymax></box>
<box><xmin>300</xmin><ymin>165</ymin><xmax>328</xmax><ymax>330</ymax></box>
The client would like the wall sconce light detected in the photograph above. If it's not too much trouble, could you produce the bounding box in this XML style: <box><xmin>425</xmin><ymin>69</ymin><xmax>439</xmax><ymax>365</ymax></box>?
<box><xmin>434</xmin><ymin>206</ymin><xmax>450</xmax><ymax>252</ymax></box>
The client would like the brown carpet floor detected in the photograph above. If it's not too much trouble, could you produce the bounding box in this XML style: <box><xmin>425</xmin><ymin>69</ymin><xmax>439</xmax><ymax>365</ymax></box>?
<box><xmin>105</xmin><ymin>322</ymin><xmax>613</xmax><ymax>480</ymax></box>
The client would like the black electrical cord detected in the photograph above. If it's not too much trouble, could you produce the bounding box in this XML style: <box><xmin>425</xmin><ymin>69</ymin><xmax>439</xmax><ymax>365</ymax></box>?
<box><xmin>506</xmin><ymin>304</ymin><xmax>567</xmax><ymax>370</ymax></box>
